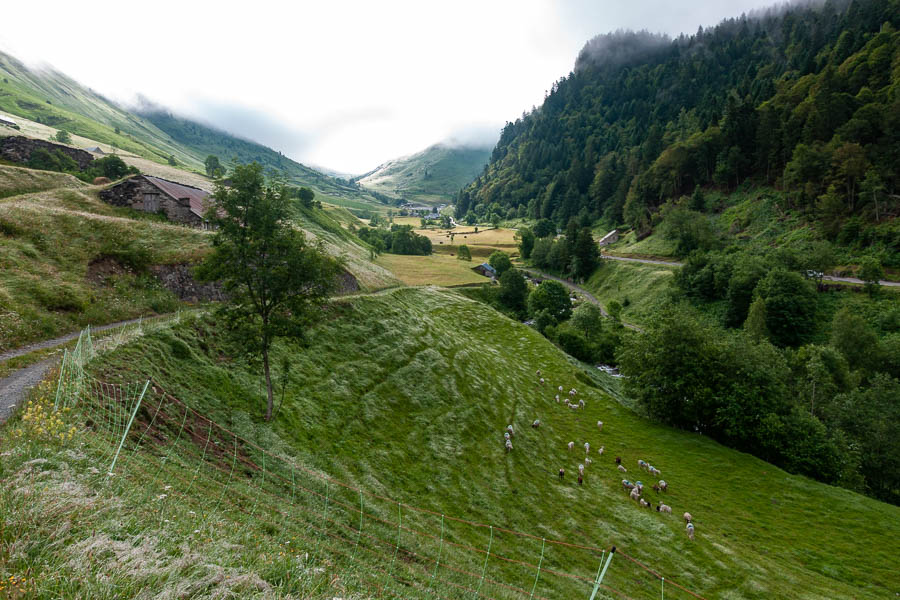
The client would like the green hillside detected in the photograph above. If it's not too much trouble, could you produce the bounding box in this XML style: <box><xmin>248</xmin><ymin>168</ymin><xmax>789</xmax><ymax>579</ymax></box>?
<box><xmin>0</xmin><ymin>49</ymin><xmax>390</xmax><ymax>211</ymax></box>
<box><xmin>3</xmin><ymin>286</ymin><xmax>898</xmax><ymax>598</ymax></box>
<box><xmin>357</xmin><ymin>143</ymin><xmax>491</xmax><ymax>204</ymax></box>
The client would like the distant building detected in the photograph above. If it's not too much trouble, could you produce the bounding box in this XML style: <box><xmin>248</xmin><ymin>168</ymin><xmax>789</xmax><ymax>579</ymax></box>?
<box><xmin>100</xmin><ymin>175</ymin><xmax>214</xmax><ymax>228</ymax></box>
<box><xmin>598</xmin><ymin>229</ymin><xmax>619</xmax><ymax>247</ymax></box>
<box><xmin>472</xmin><ymin>263</ymin><xmax>497</xmax><ymax>279</ymax></box>
<box><xmin>83</xmin><ymin>146</ymin><xmax>105</xmax><ymax>154</ymax></box>
<box><xmin>0</xmin><ymin>114</ymin><xmax>17</xmax><ymax>128</ymax></box>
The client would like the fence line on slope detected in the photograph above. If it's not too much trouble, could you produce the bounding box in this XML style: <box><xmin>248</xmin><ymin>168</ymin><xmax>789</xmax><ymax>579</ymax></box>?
<box><xmin>51</xmin><ymin>328</ymin><xmax>705</xmax><ymax>600</ymax></box>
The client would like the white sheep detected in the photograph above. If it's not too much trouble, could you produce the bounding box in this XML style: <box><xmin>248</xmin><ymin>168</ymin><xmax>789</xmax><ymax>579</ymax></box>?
<box><xmin>506</xmin><ymin>425</ymin><xmax>514</xmax><ymax>437</ymax></box>
<box><xmin>584</xmin><ymin>442</ymin><xmax>590</xmax><ymax>454</ymax></box>
<box><xmin>639</xmin><ymin>498</ymin><xmax>651</xmax><ymax>508</ymax></box>
<box><xmin>540</xmin><ymin>378</ymin><xmax>545</xmax><ymax>385</ymax></box>
<box><xmin>578</xmin><ymin>463</ymin><xmax>585</xmax><ymax>474</ymax></box>
<box><xmin>630</xmin><ymin>488</ymin><xmax>641</xmax><ymax>502</ymax></box>
<box><xmin>648</xmin><ymin>466</ymin><xmax>660</xmax><ymax>477</ymax></box>
<box><xmin>505</xmin><ymin>439</ymin><xmax>513</xmax><ymax>452</ymax></box>
<box><xmin>554</xmin><ymin>394</ymin><xmax>560</xmax><ymax>402</ymax></box>
<box><xmin>596</xmin><ymin>421</ymin><xmax>603</xmax><ymax>430</ymax></box>
<box><xmin>635</xmin><ymin>481</ymin><xmax>644</xmax><ymax>494</ymax></box>
<box><xmin>578</xmin><ymin>399</ymin><xmax>585</xmax><ymax>409</ymax></box>
<box><xmin>504</xmin><ymin>432</ymin><xmax>510</xmax><ymax>440</ymax></box>
<box><xmin>659</xmin><ymin>480</ymin><xmax>668</xmax><ymax>492</ymax></box>
<box><xmin>686</xmin><ymin>522</ymin><xmax>695</xmax><ymax>541</ymax></box>
<box><xmin>569</xmin><ymin>389</ymin><xmax>576</xmax><ymax>397</ymax></box>
<box><xmin>618</xmin><ymin>464</ymin><xmax>627</xmax><ymax>473</ymax></box>
<box><xmin>597</xmin><ymin>445</ymin><xmax>605</xmax><ymax>455</ymax></box>
<box><xmin>584</xmin><ymin>457</ymin><xmax>592</xmax><ymax>466</ymax></box>
<box><xmin>683</xmin><ymin>512</ymin><xmax>692</xmax><ymax>524</ymax></box>
<box><xmin>656</xmin><ymin>503</ymin><xmax>672</xmax><ymax>514</ymax></box>
<box><xmin>569</xmin><ymin>402</ymin><xmax>579</xmax><ymax>410</ymax></box>
<box><xmin>558</xmin><ymin>385</ymin><xmax>563</xmax><ymax>392</ymax></box>
<box><xmin>567</xmin><ymin>441</ymin><xmax>575</xmax><ymax>451</ymax></box>
<box><xmin>621</xmin><ymin>479</ymin><xmax>634</xmax><ymax>491</ymax></box>
<box><xmin>638</xmin><ymin>459</ymin><xmax>649</xmax><ymax>471</ymax></box>
<box><xmin>536</xmin><ymin>369</ymin><xmax>541</xmax><ymax>376</ymax></box>
<box><xmin>532</xmin><ymin>419</ymin><xmax>541</xmax><ymax>428</ymax></box>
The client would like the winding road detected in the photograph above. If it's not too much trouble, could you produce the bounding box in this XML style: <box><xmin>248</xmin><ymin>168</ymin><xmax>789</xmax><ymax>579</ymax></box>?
<box><xmin>602</xmin><ymin>254</ymin><xmax>900</xmax><ymax>287</ymax></box>
<box><xmin>521</xmin><ymin>268</ymin><xmax>642</xmax><ymax>332</ymax></box>
<box><xmin>0</xmin><ymin>316</ymin><xmax>159</xmax><ymax>426</ymax></box>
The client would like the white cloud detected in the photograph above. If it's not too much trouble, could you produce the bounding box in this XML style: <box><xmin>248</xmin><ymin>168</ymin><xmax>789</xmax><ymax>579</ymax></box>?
<box><xmin>0</xmin><ymin>0</ymin><xmax>773</xmax><ymax>173</ymax></box>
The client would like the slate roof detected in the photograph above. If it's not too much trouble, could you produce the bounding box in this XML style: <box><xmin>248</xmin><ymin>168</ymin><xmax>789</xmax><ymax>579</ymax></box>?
<box><xmin>145</xmin><ymin>176</ymin><xmax>211</xmax><ymax>219</ymax></box>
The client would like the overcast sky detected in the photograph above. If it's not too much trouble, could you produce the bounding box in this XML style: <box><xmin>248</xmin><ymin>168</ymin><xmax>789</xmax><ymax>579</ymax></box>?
<box><xmin>1</xmin><ymin>1</ymin><xmax>772</xmax><ymax>174</ymax></box>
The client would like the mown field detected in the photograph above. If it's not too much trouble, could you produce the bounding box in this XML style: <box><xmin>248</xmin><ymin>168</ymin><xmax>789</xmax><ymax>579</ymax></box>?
<box><xmin>375</xmin><ymin>253</ymin><xmax>485</xmax><ymax>286</ymax></box>
<box><xmin>3</xmin><ymin>287</ymin><xmax>897</xmax><ymax>599</ymax></box>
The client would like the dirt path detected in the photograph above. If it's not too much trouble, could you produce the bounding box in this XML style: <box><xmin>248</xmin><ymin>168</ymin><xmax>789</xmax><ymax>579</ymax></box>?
<box><xmin>602</xmin><ymin>253</ymin><xmax>899</xmax><ymax>287</ymax></box>
<box><xmin>0</xmin><ymin>315</ymin><xmax>167</xmax><ymax>426</ymax></box>
<box><xmin>521</xmin><ymin>269</ymin><xmax>642</xmax><ymax>332</ymax></box>
<box><xmin>0</xmin><ymin>358</ymin><xmax>55</xmax><ymax>424</ymax></box>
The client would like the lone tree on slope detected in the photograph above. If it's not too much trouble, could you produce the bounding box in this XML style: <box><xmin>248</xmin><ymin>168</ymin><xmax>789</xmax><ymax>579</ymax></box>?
<box><xmin>198</xmin><ymin>162</ymin><xmax>343</xmax><ymax>421</ymax></box>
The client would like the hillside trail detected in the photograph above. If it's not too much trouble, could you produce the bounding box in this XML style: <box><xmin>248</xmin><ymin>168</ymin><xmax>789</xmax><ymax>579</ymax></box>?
<box><xmin>520</xmin><ymin>268</ymin><xmax>642</xmax><ymax>332</ymax></box>
<box><xmin>0</xmin><ymin>315</ymin><xmax>165</xmax><ymax>426</ymax></box>
<box><xmin>602</xmin><ymin>253</ymin><xmax>900</xmax><ymax>287</ymax></box>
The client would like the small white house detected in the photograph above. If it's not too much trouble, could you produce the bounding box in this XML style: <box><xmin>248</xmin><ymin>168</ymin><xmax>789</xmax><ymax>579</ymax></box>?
<box><xmin>0</xmin><ymin>114</ymin><xmax>18</xmax><ymax>128</ymax></box>
<box><xmin>598</xmin><ymin>229</ymin><xmax>619</xmax><ymax>247</ymax></box>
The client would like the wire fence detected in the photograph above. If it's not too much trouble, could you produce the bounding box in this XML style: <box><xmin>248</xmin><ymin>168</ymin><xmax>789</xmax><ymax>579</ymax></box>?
<box><xmin>51</xmin><ymin>326</ymin><xmax>706</xmax><ymax>600</ymax></box>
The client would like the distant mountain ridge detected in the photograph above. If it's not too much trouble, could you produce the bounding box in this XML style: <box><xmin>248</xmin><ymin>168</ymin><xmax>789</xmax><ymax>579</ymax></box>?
<box><xmin>356</xmin><ymin>142</ymin><xmax>491</xmax><ymax>205</ymax></box>
<box><xmin>0</xmin><ymin>49</ymin><xmax>386</xmax><ymax>206</ymax></box>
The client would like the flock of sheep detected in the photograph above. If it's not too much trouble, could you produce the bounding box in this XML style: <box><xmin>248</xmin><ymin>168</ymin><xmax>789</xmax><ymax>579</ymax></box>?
<box><xmin>502</xmin><ymin>369</ymin><xmax>697</xmax><ymax>542</ymax></box>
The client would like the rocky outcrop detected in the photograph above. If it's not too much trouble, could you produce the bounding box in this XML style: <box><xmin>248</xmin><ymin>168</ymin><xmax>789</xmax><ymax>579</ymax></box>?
<box><xmin>335</xmin><ymin>270</ymin><xmax>360</xmax><ymax>295</ymax></box>
<box><xmin>150</xmin><ymin>264</ymin><xmax>225</xmax><ymax>303</ymax></box>
<box><xmin>0</xmin><ymin>136</ymin><xmax>94</xmax><ymax>170</ymax></box>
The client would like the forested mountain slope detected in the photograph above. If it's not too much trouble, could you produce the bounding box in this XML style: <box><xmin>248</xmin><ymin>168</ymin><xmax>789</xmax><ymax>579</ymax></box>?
<box><xmin>458</xmin><ymin>0</ymin><xmax>899</xmax><ymax>260</ymax></box>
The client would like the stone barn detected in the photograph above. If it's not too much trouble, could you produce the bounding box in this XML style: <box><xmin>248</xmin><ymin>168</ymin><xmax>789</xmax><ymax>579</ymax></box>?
<box><xmin>597</xmin><ymin>229</ymin><xmax>619</xmax><ymax>247</ymax></box>
<box><xmin>100</xmin><ymin>175</ymin><xmax>213</xmax><ymax>227</ymax></box>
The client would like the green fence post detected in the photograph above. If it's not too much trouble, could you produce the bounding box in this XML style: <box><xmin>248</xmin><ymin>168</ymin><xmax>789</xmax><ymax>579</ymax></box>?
<box><xmin>588</xmin><ymin>546</ymin><xmax>616</xmax><ymax>600</ymax></box>
<box><xmin>108</xmin><ymin>380</ymin><xmax>149</xmax><ymax>475</ymax></box>
<box><xmin>529</xmin><ymin>538</ymin><xmax>546</xmax><ymax>599</ymax></box>
<box><xmin>474</xmin><ymin>525</ymin><xmax>493</xmax><ymax>599</ymax></box>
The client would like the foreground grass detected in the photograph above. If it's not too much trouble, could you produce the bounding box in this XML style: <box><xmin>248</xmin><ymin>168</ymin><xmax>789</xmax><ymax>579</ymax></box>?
<box><xmin>22</xmin><ymin>286</ymin><xmax>892</xmax><ymax>599</ymax></box>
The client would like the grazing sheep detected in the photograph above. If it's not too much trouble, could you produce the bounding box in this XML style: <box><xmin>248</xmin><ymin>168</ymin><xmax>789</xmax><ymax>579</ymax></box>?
<box><xmin>615</xmin><ymin>456</ymin><xmax>621</xmax><ymax>465</ymax></box>
<box><xmin>578</xmin><ymin>463</ymin><xmax>585</xmax><ymax>474</ymax></box>
<box><xmin>504</xmin><ymin>432</ymin><xmax>510</xmax><ymax>440</ymax></box>
<box><xmin>584</xmin><ymin>442</ymin><xmax>590</xmax><ymax>454</ymax></box>
<box><xmin>635</xmin><ymin>481</ymin><xmax>644</xmax><ymax>494</ymax></box>
<box><xmin>578</xmin><ymin>399</ymin><xmax>585</xmax><ymax>409</ymax></box>
<box><xmin>596</xmin><ymin>421</ymin><xmax>603</xmax><ymax>430</ymax></box>
<box><xmin>637</xmin><ymin>459</ymin><xmax>648</xmax><ymax>471</ymax></box>
<box><xmin>640</xmin><ymin>498</ymin><xmax>652</xmax><ymax>508</ymax></box>
<box><xmin>540</xmin><ymin>378</ymin><xmax>545</xmax><ymax>385</ymax></box>
<box><xmin>559</xmin><ymin>468</ymin><xmax>565</xmax><ymax>480</ymax></box>
<box><xmin>532</xmin><ymin>419</ymin><xmax>541</xmax><ymax>428</ymax></box>
<box><xmin>686</xmin><ymin>523</ymin><xmax>695</xmax><ymax>541</ymax></box>
<box><xmin>569</xmin><ymin>389</ymin><xmax>576</xmax><ymax>397</ymax></box>
<box><xmin>683</xmin><ymin>512</ymin><xmax>692</xmax><ymax>523</ymax></box>
<box><xmin>555</xmin><ymin>394</ymin><xmax>560</xmax><ymax>402</ymax></box>
<box><xmin>659</xmin><ymin>480</ymin><xmax>668</xmax><ymax>493</ymax></box>
<box><xmin>622</xmin><ymin>479</ymin><xmax>635</xmax><ymax>491</ymax></box>
<box><xmin>536</xmin><ymin>369</ymin><xmax>541</xmax><ymax>376</ymax></box>
<box><xmin>558</xmin><ymin>386</ymin><xmax>563</xmax><ymax>392</ymax></box>
<box><xmin>598</xmin><ymin>446</ymin><xmax>605</xmax><ymax>456</ymax></box>
<box><xmin>657</xmin><ymin>503</ymin><xmax>672</xmax><ymax>514</ymax></box>
<box><xmin>584</xmin><ymin>457</ymin><xmax>592</xmax><ymax>465</ymax></box>
<box><xmin>618</xmin><ymin>465</ymin><xmax>627</xmax><ymax>473</ymax></box>
<box><xmin>630</xmin><ymin>488</ymin><xmax>641</xmax><ymax>502</ymax></box>
<box><xmin>505</xmin><ymin>439</ymin><xmax>513</xmax><ymax>452</ymax></box>
<box><xmin>569</xmin><ymin>402</ymin><xmax>579</xmax><ymax>410</ymax></box>
<box><xmin>649</xmin><ymin>466</ymin><xmax>661</xmax><ymax>477</ymax></box>
<box><xmin>567</xmin><ymin>441</ymin><xmax>575</xmax><ymax>451</ymax></box>
<box><xmin>577</xmin><ymin>474</ymin><xmax>583</xmax><ymax>486</ymax></box>
<box><xmin>506</xmin><ymin>425</ymin><xmax>514</xmax><ymax>437</ymax></box>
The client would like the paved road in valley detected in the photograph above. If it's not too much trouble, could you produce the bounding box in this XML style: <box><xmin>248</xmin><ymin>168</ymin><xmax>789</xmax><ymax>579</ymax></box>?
<box><xmin>602</xmin><ymin>253</ymin><xmax>900</xmax><ymax>287</ymax></box>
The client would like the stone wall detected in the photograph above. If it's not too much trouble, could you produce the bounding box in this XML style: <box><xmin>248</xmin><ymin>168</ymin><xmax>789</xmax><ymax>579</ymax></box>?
<box><xmin>100</xmin><ymin>176</ymin><xmax>202</xmax><ymax>226</ymax></box>
<box><xmin>0</xmin><ymin>136</ymin><xmax>94</xmax><ymax>170</ymax></box>
<box><xmin>150</xmin><ymin>263</ymin><xmax>225</xmax><ymax>303</ymax></box>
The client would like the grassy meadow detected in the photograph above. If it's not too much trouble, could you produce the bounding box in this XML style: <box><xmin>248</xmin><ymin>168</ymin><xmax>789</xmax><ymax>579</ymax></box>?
<box><xmin>375</xmin><ymin>253</ymin><xmax>486</xmax><ymax>286</ymax></box>
<box><xmin>3</xmin><ymin>287</ymin><xmax>897</xmax><ymax>599</ymax></box>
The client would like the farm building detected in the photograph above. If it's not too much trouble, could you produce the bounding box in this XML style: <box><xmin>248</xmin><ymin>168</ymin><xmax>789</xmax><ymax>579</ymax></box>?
<box><xmin>0</xmin><ymin>114</ymin><xmax>17</xmax><ymax>128</ymax></box>
<box><xmin>100</xmin><ymin>175</ymin><xmax>214</xmax><ymax>228</ymax></box>
<box><xmin>598</xmin><ymin>229</ymin><xmax>618</xmax><ymax>247</ymax></box>
<box><xmin>472</xmin><ymin>263</ymin><xmax>497</xmax><ymax>279</ymax></box>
